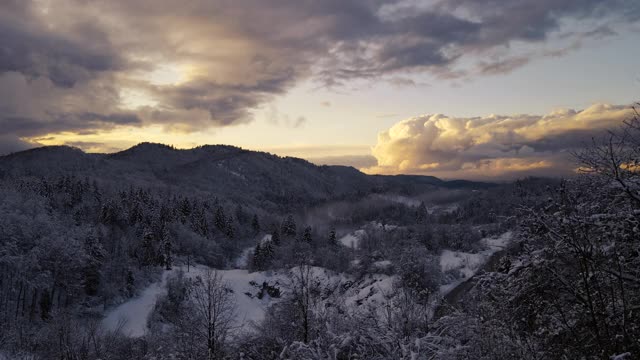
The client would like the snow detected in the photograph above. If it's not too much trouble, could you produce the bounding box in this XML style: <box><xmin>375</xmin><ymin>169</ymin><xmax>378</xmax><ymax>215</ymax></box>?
<box><xmin>339</xmin><ymin>222</ymin><xmax>401</xmax><ymax>249</ymax></box>
<box><xmin>205</xmin><ymin>267</ymin><xmax>287</xmax><ymax>329</ymax></box>
<box><xmin>101</xmin><ymin>264</ymin><xmax>288</xmax><ymax>337</ymax></box>
<box><xmin>483</xmin><ymin>231</ymin><xmax>512</xmax><ymax>251</ymax></box>
<box><xmin>373</xmin><ymin>260</ymin><xmax>392</xmax><ymax>269</ymax></box>
<box><xmin>234</xmin><ymin>246</ymin><xmax>255</xmax><ymax>268</ymax></box>
<box><xmin>233</xmin><ymin>235</ymin><xmax>272</xmax><ymax>268</ymax></box>
<box><xmin>103</xmin><ymin>225</ymin><xmax>507</xmax><ymax>340</ymax></box>
<box><xmin>339</xmin><ymin>229</ymin><xmax>366</xmax><ymax>249</ymax></box>
<box><xmin>610</xmin><ymin>353</ymin><xmax>632</xmax><ymax>360</ymax></box>
<box><xmin>102</xmin><ymin>271</ymin><xmax>172</xmax><ymax>337</ymax></box>
<box><xmin>440</xmin><ymin>251</ymin><xmax>485</xmax><ymax>278</ymax></box>
<box><xmin>344</xmin><ymin>274</ymin><xmax>396</xmax><ymax>310</ymax></box>
<box><xmin>439</xmin><ymin>231</ymin><xmax>513</xmax><ymax>295</ymax></box>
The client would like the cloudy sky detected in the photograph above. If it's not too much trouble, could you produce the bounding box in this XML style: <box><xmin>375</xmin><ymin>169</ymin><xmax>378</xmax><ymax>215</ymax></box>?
<box><xmin>1</xmin><ymin>0</ymin><xmax>639</xmax><ymax>179</ymax></box>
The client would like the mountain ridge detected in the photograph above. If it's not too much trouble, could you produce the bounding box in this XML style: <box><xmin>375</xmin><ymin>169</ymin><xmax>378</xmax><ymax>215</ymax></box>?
<box><xmin>0</xmin><ymin>143</ymin><xmax>493</xmax><ymax>211</ymax></box>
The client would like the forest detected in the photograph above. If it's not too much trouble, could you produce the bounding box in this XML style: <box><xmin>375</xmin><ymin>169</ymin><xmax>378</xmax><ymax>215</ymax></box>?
<box><xmin>0</xmin><ymin>114</ymin><xmax>638</xmax><ymax>360</ymax></box>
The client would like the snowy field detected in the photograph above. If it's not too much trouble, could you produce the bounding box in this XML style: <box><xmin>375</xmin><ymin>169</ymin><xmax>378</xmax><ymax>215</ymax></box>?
<box><xmin>439</xmin><ymin>231</ymin><xmax>512</xmax><ymax>294</ymax></box>
<box><xmin>102</xmin><ymin>231</ymin><xmax>513</xmax><ymax>338</ymax></box>
<box><xmin>102</xmin><ymin>264</ymin><xmax>288</xmax><ymax>337</ymax></box>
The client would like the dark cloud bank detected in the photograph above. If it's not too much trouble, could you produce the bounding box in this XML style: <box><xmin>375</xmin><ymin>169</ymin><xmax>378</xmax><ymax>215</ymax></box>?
<box><xmin>0</xmin><ymin>0</ymin><xmax>638</xmax><ymax>159</ymax></box>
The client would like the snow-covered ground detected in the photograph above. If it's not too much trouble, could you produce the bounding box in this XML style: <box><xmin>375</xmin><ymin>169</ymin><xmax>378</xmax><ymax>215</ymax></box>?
<box><xmin>339</xmin><ymin>229</ymin><xmax>366</xmax><ymax>248</ymax></box>
<box><xmin>439</xmin><ymin>231</ymin><xmax>512</xmax><ymax>295</ymax></box>
<box><xmin>234</xmin><ymin>246</ymin><xmax>255</xmax><ymax>268</ymax></box>
<box><xmin>101</xmin><ymin>264</ymin><xmax>288</xmax><ymax>337</ymax></box>
<box><xmin>102</xmin><ymin>271</ymin><xmax>172</xmax><ymax>337</ymax></box>
<box><xmin>101</xmin><ymin>262</ymin><xmax>400</xmax><ymax>338</ymax></box>
<box><xmin>338</xmin><ymin>222</ymin><xmax>399</xmax><ymax>249</ymax></box>
<box><xmin>183</xmin><ymin>265</ymin><xmax>287</xmax><ymax>329</ymax></box>
<box><xmin>102</xmin><ymin>232</ymin><xmax>513</xmax><ymax>339</ymax></box>
<box><xmin>344</xmin><ymin>274</ymin><xmax>395</xmax><ymax>308</ymax></box>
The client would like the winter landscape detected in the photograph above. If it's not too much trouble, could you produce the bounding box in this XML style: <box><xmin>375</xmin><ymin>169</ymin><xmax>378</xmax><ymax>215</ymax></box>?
<box><xmin>1</xmin><ymin>1</ymin><xmax>640</xmax><ymax>359</ymax></box>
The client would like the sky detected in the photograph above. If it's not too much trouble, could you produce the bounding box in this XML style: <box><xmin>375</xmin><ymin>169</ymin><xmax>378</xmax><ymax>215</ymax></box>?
<box><xmin>1</xmin><ymin>0</ymin><xmax>640</xmax><ymax>180</ymax></box>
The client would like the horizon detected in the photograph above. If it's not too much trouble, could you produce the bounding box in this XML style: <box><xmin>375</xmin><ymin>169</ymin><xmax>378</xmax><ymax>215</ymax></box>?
<box><xmin>1</xmin><ymin>1</ymin><xmax>639</xmax><ymax>180</ymax></box>
<box><xmin>1</xmin><ymin>141</ymin><xmax>555</xmax><ymax>182</ymax></box>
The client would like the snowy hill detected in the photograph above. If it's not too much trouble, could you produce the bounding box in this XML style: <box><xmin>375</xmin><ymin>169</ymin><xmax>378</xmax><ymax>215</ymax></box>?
<box><xmin>0</xmin><ymin>143</ymin><xmax>491</xmax><ymax>211</ymax></box>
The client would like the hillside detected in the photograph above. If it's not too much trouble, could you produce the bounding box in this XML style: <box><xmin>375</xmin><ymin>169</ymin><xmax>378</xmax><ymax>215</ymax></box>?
<box><xmin>0</xmin><ymin>143</ymin><xmax>491</xmax><ymax>211</ymax></box>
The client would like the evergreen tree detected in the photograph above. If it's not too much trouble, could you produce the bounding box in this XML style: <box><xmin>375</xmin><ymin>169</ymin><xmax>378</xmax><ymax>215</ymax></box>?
<box><xmin>162</xmin><ymin>227</ymin><xmax>173</xmax><ymax>270</ymax></box>
<box><xmin>271</xmin><ymin>227</ymin><xmax>281</xmax><ymax>246</ymax></box>
<box><xmin>215</xmin><ymin>206</ymin><xmax>227</xmax><ymax>231</ymax></box>
<box><xmin>141</xmin><ymin>228</ymin><xmax>156</xmax><ymax>266</ymax></box>
<box><xmin>179</xmin><ymin>197</ymin><xmax>191</xmax><ymax>223</ymax></box>
<box><xmin>192</xmin><ymin>207</ymin><xmax>209</xmax><ymax>236</ymax></box>
<box><xmin>128</xmin><ymin>201</ymin><xmax>143</xmax><ymax>225</ymax></box>
<box><xmin>251</xmin><ymin>214</ymin><xmax>261</xmax><ymax>235</ymax></box>
<box><xmin>125</xmin><ymin>270</ymin><xmax>135</xmax><ymax>297</ymax></box>
<box><xmin>235</xmin><ymin>205</ymin><xmax>248</xmax><ymax>224</ymax></box>
<box><xmin>83</xmin><ymin>236</ymin><xmax>105</xmax><ymax>296</ymax></box>
<box><xmin>281</xmin><ymin>214</ymin><xmax>297</xmax><ymax>237</ymax></box>
<box><xmin>416</xmin><ymin>201</ymin><xmax>428</xmax><ymax>224</ymax></box>
<box><xmin>252</xmin><ymin>243</ymin><xmax>263</xmax><ymax>271</ymax></box>
<box><xmin>261</xmin><ymin>240</ymin><xmax>274</xmax><ymax>268</ymax></box>
<box><xmin>39</xmin><ymin>292</ymin><xmax>51</xmax><ymax>321</ymax></box>
<box><xmin>328</xmin><ymin>228</ymin><xmax>337</xmax><ymax>247</ymax></box>
<box><xmin>225</xmin><ymin>217</ymin><xmax>235</xmax><ymax>239</ymax></box>
<box><xmin>301</xmin><ymin>226</ymin><xmax>313</xmax><ymax>243</ymax></box>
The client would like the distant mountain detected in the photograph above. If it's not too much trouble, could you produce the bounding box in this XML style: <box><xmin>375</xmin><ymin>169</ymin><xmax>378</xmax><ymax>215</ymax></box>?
<box><xmin>0</xmin><ymin>143</ymin><xmax>492</xmax><ymax>210</ymax></box>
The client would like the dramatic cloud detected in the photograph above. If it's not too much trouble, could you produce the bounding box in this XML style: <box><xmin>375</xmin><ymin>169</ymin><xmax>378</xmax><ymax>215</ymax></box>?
<box><xmin>0</xmin><ymin>135</ymin><xmax>38</xmax><ymax>155</ymax></box>
<box><xmin>0</xmin><ymin>0</ymin><xmax>638</xmax><ymax>150</ymax></box>
<box><xmin>363</xmin><ymin>104</ymin><xmax>633</xmax><ymax>180</ymax></box>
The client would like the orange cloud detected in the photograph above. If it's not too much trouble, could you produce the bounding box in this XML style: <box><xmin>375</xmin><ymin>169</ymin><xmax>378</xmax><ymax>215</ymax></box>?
<box><xmin>363</xmin><ymin>104</ymin><xmax>633</xmax><ymax>180</ymax></box>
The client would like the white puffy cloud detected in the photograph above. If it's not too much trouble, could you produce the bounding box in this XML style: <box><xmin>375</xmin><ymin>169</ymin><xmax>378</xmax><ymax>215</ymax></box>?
<box><xmin>363</xmin><ymin>104</ymin><xmax>633</xmax><ymax>180</ymax></box>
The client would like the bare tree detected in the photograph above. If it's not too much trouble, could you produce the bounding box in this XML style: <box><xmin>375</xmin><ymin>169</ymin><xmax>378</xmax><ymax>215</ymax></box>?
<box><xmin>290</xmin><ymin>264</ymin><xmax>314</xmax><ymax>344</ymax></box>
<box><xmin>190</xmin><ymin>270</ymin><xmax>237</xmax><ymax>360</ymax></box>
<box><xmin>575</xmin><ymin>102</ymin><xmax>640</xmax><ymax>206</ymax></box>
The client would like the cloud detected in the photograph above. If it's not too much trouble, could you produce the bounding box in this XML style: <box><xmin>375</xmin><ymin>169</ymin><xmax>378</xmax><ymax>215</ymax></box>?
<box><xmin>363</xmin><ymin>104</ymin><xmax>633</xmax><ymax>180</ymax></box>
<box><xmin>265</xmin><ymin>104</ymin><xmax>307</xmax><ymax>128</ymax></box>
<box><xmin>0</xmin><ymin>135</ymin><xmax>38</xmax><ymax>156</ymax></box>
<box><xmin>0</xmin><ymin>0</ymin><xmax>638</xmax><ymax>141</ymax></box>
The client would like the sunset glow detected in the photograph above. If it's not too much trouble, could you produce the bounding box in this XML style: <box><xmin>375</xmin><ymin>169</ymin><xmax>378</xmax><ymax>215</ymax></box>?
<box><xmin>2</xmin><ymin>0</ymin><xmax>639</xmax><ymax>179</ymax></box>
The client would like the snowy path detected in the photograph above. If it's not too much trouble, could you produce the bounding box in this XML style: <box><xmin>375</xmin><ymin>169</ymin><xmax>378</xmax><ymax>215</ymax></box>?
<box><xmin>434</xmin><ymin>231</ymin><xmax>513</xmax><ymax>318</ymax></box>
<box><xmin>102</xmin><ymin>271</ymin><xmax>171</xmax><ymax>337</ymax></box>
<box><xmin>438</xmin><ymin>231</ymin><xmax>512</xmax><ymax>295</ymax></box>
<box><xmin>101</xmin><ymin>263</ymin><xmax>287</xmax><ymax>337</ymax></box>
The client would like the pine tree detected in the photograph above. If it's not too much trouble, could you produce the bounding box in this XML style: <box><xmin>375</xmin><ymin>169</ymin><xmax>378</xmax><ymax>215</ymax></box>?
<box><xmin>192</xmin><ymin>207</ymin><xmax>209</xmax><ymax>236</ymax></box>
<box><xmin>39</xmin><ymin>292</ymin><xmax>51</xmax><ymax>321</ymax></box>
<box><xmin>416</xmin><ymin>201</ymin><xmax>428</xmax><ymax>224</ymax></box>
<box><xmin>271</xmin><ymin>227</ymin><xmax>281</xmax><ymax>246</ymax></box>
<box><xmin>261</xmin><ymin>240</ymin><xmax>274</xmax><ymax>268</ymax></box>
<box><xmin>141</xmin><ymin>228</ymin><xmax>156</xmax><ymax>266</ymax></box>
<box><xmin>282</xmin><ymin>214</ymin><xmax>297</xmax><ymax>237</ymax></box>
<box><xmin>301</xmin><ymin>226</ymin><xmax>312</xmax><ymax>243</ymax></box>
<box><xmin>215</xmin><ymin>206</ymin><xmax>227</xmax><ymax>231</ymax></box>
<box><xmin>328</xmin><ymin>228</ymin><xmax>337</xmax><ymax>246</ymax></box>
<box><xmin>252</xmin><ymin>243</ymin><xmax>263</xmax><ymax>271</ymax></box>
<box><xmin>162</xmin><ymin>227</ymin><xmax>173</xmax><ymax>270</ymax></box>
<box><xmin>225</xmin><ymin>217</ymin><xmax>235</xmax><ymax>239</ymax></box>
<box><xmin>179</xmin><ymin>197</ymin><xmax>191</xmax><ymax>223</ymax></box>
<box><xmin>235</xmin><ymin>205</ymin><xmax>248</xmax><ymax>224</ymax></box>
<box><xmin>251</xmin><ymin>214</ymin><xmax>261</xmax><ymax>235</ymax></box>
<box><xmin>83</xmin><ymin>236</ymin><xmax>105</xmax><ymax>296</ymax></box>
<box><xmin>126</xmin><ymin>270</ymin><xmax>135</xmax><ymax>297</ymax></box>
